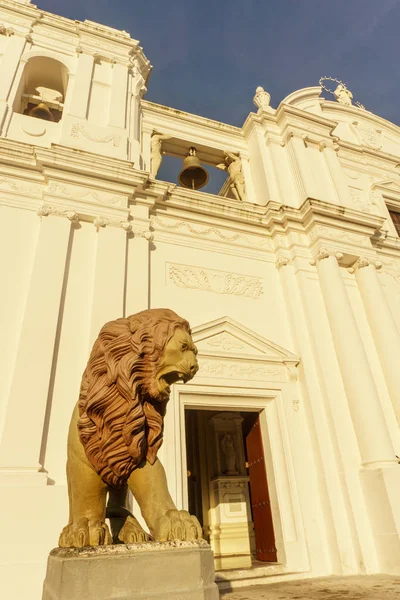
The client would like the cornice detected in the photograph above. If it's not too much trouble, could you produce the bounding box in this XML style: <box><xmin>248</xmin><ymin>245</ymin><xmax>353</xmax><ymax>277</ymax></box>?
<box><xmin>242</xmin><ymin>100</ymin><xmax>340</xmax><ymax>146</ymax></box>
<box><xmin>151</xmin><ymin>184</ymin><xmax>265</xmax><ymax>229</ymax></box>
<box><xmin>274</xmin><ymin>103</ymin><xmax>338</xmax><ymax>134</ymax></box>
<box><xmin>300</xmin><ymin>198</ymin><xmax>385</xmax><ymax>231</ymax></box>
<box><xmin>0</xmin><ymin>0</ymin><xmax>37</xmax><ymax>19</ymax></box>
<box><xmin>321</xmin><ymin>99</ymin><xmax>400</xmax><ymax>141</ymax></box>
<box><xmin>1</xmin><ymin>138</ymin><xmax>399</xmax><ymax>263</ymax></box>
<box><xmin>336</xmin><ymin>142</ymin><xmax>400</xmax><ymax>177</ymax></box>
<box><xmin>242</xmin><ymin>110</ymin><xmax>277</xmax><ymax>135</ymax></box>
<box><xmin>262</xmin><ymin>198</ymin><xmax>385</xmax><ymax>234</ymax></box>
<box><xmin>0</xmin><ymin>139</ymin><xmax>150</xmax><ymax>207</ymax></box>
<box><xmin>141</xmin><ymin>100</ymin><xmax>243</xmax><ymax>138</ymax></box>
<box><xmin>280</xmin><ymin>86</ymin><xmax>323</xmax><ymax>108</ymax></box>
<box><xmin>0</xmin><ymin>1</ymin><xmax>151</xmax><ymax>75</ymax></box>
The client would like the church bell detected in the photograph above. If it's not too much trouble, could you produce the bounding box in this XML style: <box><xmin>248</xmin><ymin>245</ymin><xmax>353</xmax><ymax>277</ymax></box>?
<box><xmin>178</xmin><ymin>147</ymin><xmax>209</xmax><ymax>190</ymax></box>
<box><xmin>29</xmin><ymin>102</ymin><xmax>55</xmax><ymax>122</ymax></box>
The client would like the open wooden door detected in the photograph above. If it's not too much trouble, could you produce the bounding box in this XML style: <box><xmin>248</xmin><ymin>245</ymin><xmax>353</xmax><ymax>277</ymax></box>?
<box><xmin>245</xmin><ymin>415</ymin><xmax>277</xmax><ymax>562</ymax></box>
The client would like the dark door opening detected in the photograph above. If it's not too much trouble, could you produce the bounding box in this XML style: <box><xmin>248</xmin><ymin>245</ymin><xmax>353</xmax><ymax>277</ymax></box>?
<box><xmin>185</xmin><ymin>407</ymin><xmax>277</xmax><ymax>565</ymax></box>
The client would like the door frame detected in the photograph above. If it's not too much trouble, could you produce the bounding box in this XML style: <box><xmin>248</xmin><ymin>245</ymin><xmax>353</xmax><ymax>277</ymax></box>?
<box><xmin>162</xmin><ymin>383</ymin><xmax>309</xmax><ymax>574</ymax></box>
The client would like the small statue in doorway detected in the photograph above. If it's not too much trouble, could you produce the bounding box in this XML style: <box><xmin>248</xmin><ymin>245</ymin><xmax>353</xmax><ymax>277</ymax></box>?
<box><xmin>150</xmin><ymin>131</ymin><xmax>171</xmax><ymax>178</ymax></box>
<box><xmin>216</xmin><ymin>151</ymin><xmax>247</xmax><ymax>202</ymax></box>
<box><xmin>220</xmin><ymin>433</ymin><xmax>239</xmax><ymax>475</ymax></box>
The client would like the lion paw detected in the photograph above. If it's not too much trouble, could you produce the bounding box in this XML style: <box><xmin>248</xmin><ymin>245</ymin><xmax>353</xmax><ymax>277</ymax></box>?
<box><xmin>152</xmin><ymin>509</ymin><xmax>203</xmax><ymax>542</ymax></box>
<box><xmin>59</xmin><ymin>517</ymin><xmax>112</xmax><ymax>548</ymax></box>
<box><xmin>118</xmin><ymin>515</ymin><xmax>150</xmax><ymax>544</ymax></box>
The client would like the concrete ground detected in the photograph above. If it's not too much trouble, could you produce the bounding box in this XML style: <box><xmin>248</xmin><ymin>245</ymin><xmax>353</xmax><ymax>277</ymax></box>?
<box><xmin>219</xmin><ymin>575</ymin><xmax>400</xmax><ymax>599</ymax></box>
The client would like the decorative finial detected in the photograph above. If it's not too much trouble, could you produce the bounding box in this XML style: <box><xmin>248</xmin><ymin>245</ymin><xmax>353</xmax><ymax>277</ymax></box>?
<box><xmin>253</xmin><ymin>86</ymin><xmax>273</xmax><ymax>112</ymax></box>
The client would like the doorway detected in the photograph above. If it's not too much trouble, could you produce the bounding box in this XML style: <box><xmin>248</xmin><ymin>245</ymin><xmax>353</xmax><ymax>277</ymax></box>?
<box><xmin>184</xmin><ymin>408</ymin><xmax>277</xmax><ymax>569</ymax></box>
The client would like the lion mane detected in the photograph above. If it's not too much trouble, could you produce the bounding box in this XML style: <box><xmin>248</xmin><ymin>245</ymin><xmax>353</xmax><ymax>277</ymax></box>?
<box><xmin>77</xmin><ymin>308</ymin><xmax>191</xmax><ymax>488</ymax></box>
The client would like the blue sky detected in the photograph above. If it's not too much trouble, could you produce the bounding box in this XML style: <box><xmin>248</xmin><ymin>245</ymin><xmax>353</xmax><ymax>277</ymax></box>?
<box><xmin>37</xmin><ymin>0</ymin><xmax>400</xmax><ymax>127</ymax></box>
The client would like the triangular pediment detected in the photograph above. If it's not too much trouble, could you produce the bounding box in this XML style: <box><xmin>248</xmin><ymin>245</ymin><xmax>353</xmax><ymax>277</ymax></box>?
<box><xmin>375</xmin><ymin>179</ymin><xmax>400</xmax><ymax>193</ymax></box>
<box><xmin>191</xmin><ymin>317</ymin><xmax>299</xmax><ymax>364</ymax></box>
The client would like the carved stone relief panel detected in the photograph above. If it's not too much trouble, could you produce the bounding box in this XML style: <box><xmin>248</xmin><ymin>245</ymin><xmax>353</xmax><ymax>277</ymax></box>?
<box><xmin>167</xmin><ymin>263</ymin><xmax>263</xmax><ymax>299</ymax></box>
<box><xmin>198</xmin><ymin>358</ymin><xmax>287</xmax><ymax>382</ymax></box>
<box><xmin>351</xmin><ymin>121</ymin><xmax>384</xmax><ymax>150</ymax></box>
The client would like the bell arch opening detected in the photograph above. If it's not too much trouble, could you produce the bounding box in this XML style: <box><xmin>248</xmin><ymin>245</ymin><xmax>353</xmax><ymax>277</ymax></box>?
<box><xmin>13</xmin><ymin>56</ymin><xmax>69</xmax><ymax>123</ymax></box>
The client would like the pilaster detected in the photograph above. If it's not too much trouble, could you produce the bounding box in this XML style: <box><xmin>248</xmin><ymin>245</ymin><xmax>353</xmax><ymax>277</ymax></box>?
<box><xmin>108</xmin><ymin>62</ymin><xmax>128</xmax><ymax>129</ymax></box>
<box><xmin>0</xmin><ymin>209</ymin><xmax>73</xmax><ymax>478</ymax></box>
<box><xmin>125</xmin><ymin>202</ymin><xmax>153</xmax><ymax>316</ymax></box>
<box><xmin>0</xmin><ymin>33</ymin><xmax>27</xmax><ymax>132</ymax></box>
<box><xmin>88</xmin><ymin>219</ymin><xmax>127</xmax><ymax>346</ymax></box>
<box><xmin>313</xmin><ymin>250</ymin><xmax>395</xmax><ymax>467</ymax></box>
<box><xmin>277</xmin><ymin>257</ymin><xmax>373</xmax><ymax>572</ymax></box>
<box><xmin>351</xmin><ymin>256</ymin><xmax>400</xmax><ymax>427</ymax></box>
<box><xmin>67</xmin><ymin>52</ymin><xmax>94</xmax><ymax>119</ymax></box>
<box><xmin>286</xmin><ymin>133</ymin><xmax>320</xmax><ymax>202</ymax></box>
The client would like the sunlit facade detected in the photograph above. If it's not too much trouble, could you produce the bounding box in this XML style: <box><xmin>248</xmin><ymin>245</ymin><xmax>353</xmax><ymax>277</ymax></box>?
<box><xmin>1</xmin><ymin>1</ymin><xmax>400</xmax><ymax>598</ymax></box>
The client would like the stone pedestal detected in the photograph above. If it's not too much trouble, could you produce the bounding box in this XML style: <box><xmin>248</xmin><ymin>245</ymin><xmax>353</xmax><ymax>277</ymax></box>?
<box><xmin>210</xmin><ymin>477</ymin><xmax>252</xmax><ymax>570</ymax></box>
<box><xmin>42</xmin><ymin>540</ymin><xmax>219</xmax><ymax>600</ymax></box>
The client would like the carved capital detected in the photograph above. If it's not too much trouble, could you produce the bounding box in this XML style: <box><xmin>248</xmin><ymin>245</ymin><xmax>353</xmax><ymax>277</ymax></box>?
<box><xmin>318</xmin><ymin>141</ymin><xmax>327</xmax><ymax>152</ymax></box>
<box><xmin>131</xmin><ymin>225</ymin><xmax>154</xmax><ymax>241</ymax></box>
<box><xmin>0</xmin><ymin>23</ymin><xmax>14</xmax><ymax>36</ymax></box>
<box><xmin>64</xmin><ymin>210</ymin><xmax>79</xmax><ymax>222</ymax></box>
<box><xmin>310</xmin><ymin>248</ymin><xmax>343</xmax><ymax>266</ymax></box>
<box><xmin>349</xmin><ymin>256</ymin><xmax>382</xmax><ymax>274</ymax></box>
<box><xmin>120</xmin><ymin>221</ymin><xmax>132</xmax><ymax>233</ymax></box>
<box><xmin>38</xmin><ymin>205</ymin><xmax>79</xmax><ymax>222</ymax></box>
<box><xmin>349</xmin><ymin>256</ymin><xmax>370</xmax><ymax>273</ymax></box>
<box><xmin>310</xmin><ymin>248</ymin><xmax>330</xmax><ymax>266</ymax></box>
<box><xmin>37</xmin><ymin>204</ymin><xmax>52</xmax><ymax>217</ymax></box>
<box><xmin>93</xmin><ymin>216</ymin><xmax>109</xmax><ymax>230</ymax></box>
<box><xmin>143</xmin><ymin>231</ymin><xmax>154</xmax><ymax>242</ymax></box>
<box><xmin>275</xmin><ymin>256</ymin><xmax>291</xmax><ymax>270</ymax></box>
<box><xmin>280</xmin><ymin>130</ymin><xmax>294</xmax><ymax>147</ymax></box>
<box><xmin>285</xmin><ymin>363</ymin><xmax>299</xmax><ymax>382</ymax></box>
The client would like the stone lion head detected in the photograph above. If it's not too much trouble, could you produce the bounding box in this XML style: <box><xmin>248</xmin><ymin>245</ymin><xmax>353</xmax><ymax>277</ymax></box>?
<box><xmin>77</xmin><ymin>308</ymin><xmax>199</xmax><ymax>488</ymax></box>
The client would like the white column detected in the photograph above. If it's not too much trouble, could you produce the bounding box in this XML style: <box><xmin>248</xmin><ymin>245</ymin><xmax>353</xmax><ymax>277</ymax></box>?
<box><xmin>88</xmin><ymin>222</ymin><xmax>127</xmax><ymax>347</ymax></box>
<box><xmin>353</xmin><ymin>257</ymin><xmax>400</xmax><ymax>426</ymax></box>
<box><xmin>314</xmin><ymin>251</ymin><xmax>395</xmax><ymax>467</ymax></box>
<box><xmin>277</xmin><ymin>258</ymin><xmax>366</xmax><ymax>572</ymax></box>
<box><xmin>125</xmin><ymin>205</ymin><xmax>152</xmax><ymax>316</ymax></box>
<box><xmin>108</xmin><ymin>63</ymin><xmax>128</xmax><ymax>128</ymax></box>
<box><xmin>67</xmin><ymin>53</ymin><xmax>94</xmax><ymax>118</ymax></box>
<box><xmin>0</xmin><ymin>212</ymin><xmax>72</xmax><ymax>475</ymax></box>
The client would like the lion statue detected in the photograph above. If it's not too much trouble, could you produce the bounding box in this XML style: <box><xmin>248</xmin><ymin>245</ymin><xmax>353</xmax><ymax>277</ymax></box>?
<box><xmin>59</xmin><ymin>308</ymin><xmax>202</xmax><ymax>548</ymax></box>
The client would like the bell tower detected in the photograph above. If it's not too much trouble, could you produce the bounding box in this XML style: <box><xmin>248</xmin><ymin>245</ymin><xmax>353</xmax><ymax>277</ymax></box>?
<box><xmin>0</xmin><ymin>0</ymin><xmax>150</xmax><ymax>165</ymax></box>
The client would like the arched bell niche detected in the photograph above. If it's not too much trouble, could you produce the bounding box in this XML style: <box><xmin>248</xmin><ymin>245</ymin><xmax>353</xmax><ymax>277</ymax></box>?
<box><xmin>13</xmin><ymin>56</ymin><xmax>69</xmax><ymax>123</ymax></box>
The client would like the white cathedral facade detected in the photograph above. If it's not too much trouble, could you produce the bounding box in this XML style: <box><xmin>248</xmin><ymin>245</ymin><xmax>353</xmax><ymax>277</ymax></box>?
<box><xmin>1</xmin><ymin>0</ymin><xmax>400</xmax><ymax>598</ymax></box>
